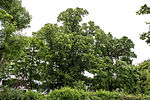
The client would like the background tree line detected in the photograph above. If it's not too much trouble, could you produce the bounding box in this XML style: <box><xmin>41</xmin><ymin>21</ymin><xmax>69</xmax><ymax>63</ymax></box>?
<box><xmin>0</xmin><ymin>0</ymin><xmax>150</xmax><ymax>96</ymax></box>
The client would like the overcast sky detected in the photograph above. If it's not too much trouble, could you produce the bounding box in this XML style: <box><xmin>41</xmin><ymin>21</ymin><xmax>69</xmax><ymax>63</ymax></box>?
<box><xmin>22</xmin><ymin>0</ymin><xmax>150</xmax><ymax>65</ymax></box>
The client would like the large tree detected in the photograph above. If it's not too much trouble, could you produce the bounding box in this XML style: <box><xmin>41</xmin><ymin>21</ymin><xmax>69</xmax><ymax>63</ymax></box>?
<box><xmin>34</xmin><ymin>8</ymin><xmax>96</xmax><ymax>90</ymax></box>
<box><xmin>2</xmin><ymin>7</ymin><xmax>138</xmax><ymax>93</ymax></box>
<box><xmin>32</xmin><ymin>8</ymin><xmax>137</xmax><ymax>91</ymax></box>
<box><xmin>0</xmin><ymin>0</ymin><xmax>31</xmax><ymax>67</ymax></box>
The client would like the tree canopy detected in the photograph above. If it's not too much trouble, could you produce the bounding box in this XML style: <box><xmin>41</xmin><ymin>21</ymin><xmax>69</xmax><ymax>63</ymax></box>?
<box><xmin>0</xmin><ymin>0</ymin><xmax>31</xmax><ymax>68</ymax></box>
<box><xmin>0</xmin><ymin>1</ymin><xmax>147</xmax><ymax>96</ymax></box>
<box><xmin>1</xmin><ymin>7</ymin><xmax>138</xmax><ymax>93</ymax></box>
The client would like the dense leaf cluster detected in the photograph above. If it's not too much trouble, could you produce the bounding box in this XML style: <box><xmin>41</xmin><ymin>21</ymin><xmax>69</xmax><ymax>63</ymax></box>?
<box><xmin>0</xmin><ymin>0</ymin><xmax>31</xmax><ymax>69</ymax></box>
<box><xmin>136</xmin><ymin>60</ymin><xmax>150</xmax><ymax>95</ymax></box>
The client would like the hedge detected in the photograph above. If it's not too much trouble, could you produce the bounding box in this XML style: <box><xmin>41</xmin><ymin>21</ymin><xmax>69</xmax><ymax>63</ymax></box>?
<box><xmin>88</xmin><ymin>90</ymin><xmax>142</xmax><ymax>100</ymax></box>
<box><xmin>47</xmin><ymin>87</ymin><xmax>88</xmax><ymax>100</ymax></box>
<box><xmin>0</xmin><ymin>87</ymin><xmax>45</xmax><ymax>100</ymax></box>
<box><xmin>0</xmin><ymin>87</ymin><xmax>150</xmax><ymax>100</ymax></box>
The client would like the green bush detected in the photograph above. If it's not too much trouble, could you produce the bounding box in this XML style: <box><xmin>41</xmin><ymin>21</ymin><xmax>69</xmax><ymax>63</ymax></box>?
<box><xmin>47</xmin><ymin>87</ymin><xmax>145</xmax><ymax>100</ymax></box>
<box><xmin>0</xmin><ymin>87</ymin><xmax>148</xmax><ymax>100</ymax></box>
<box><xmin>25</xmin><ymin>90</ymin><xmax>45</xmax><ymax>100</ymax></box>
<box><xmin>142</xmin><ymin>95</ymin><xmax>150</xmax><ymax>100</ymax></box>
<box><xmin>0</xmin><ymin>87</ymin><xmax>25</xmax><ymax>100</ymax></box>
<box><xmin>88</xmin><ymin>90</ymin><xmax>143</xmax><ymax>100</ymax></box>
<box><xmin>47</xmin><ymin>87</ymin><xmax>88</xmax><ymax>100</ymax></box>
<box><xmin>0</xmin><ymin>87</ymin><xmax>45</xmax><ymax>100</ymax></box>
<box><xmin>136</xmin><ymin>60</ymin><xmax>150</xmax><ymax>95</ymax></box>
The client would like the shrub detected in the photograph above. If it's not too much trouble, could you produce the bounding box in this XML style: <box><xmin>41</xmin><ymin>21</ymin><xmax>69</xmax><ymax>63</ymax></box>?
<box><xmin>0</xmin><ymin>86</ymin><xmax>148</xmax><ymax>100</ymax></box>
<box><xmin>0</xmin><ymin>87</ymin><xmax>25</xmax><ymax>100</ymax></box>
<box><xmin>25</xmin><ymin>90</ymin><xmax>45</xmax><ymax>100</ymax></box>
<box><xmin>47</xmin><ymin>87</ymin><xmax>88</xmax><ymax>100</ymax></box>
<box><xmin>88</xmin><ymin>90</ymin><xmax>143</xmax><ymax>100</ymax></box>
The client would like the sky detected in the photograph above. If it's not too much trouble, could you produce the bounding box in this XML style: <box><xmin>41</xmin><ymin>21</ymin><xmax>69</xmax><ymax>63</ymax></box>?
<box><xmin>22</xmin><ymin>0</ymin><xmax>150</xmax><ymax>65</ymax></box>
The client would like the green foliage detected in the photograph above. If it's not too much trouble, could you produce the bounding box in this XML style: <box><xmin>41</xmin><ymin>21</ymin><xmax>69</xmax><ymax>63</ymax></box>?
<box><xmin>9</xmin><ymin>37</ymin><xmax>44</xmax><ymax>90</ymax></box>
<box><xmin>25</xmin><ymin>90</ymin><xmax>45</xmax><ymax>100</ymax></box>
<box><xmin>0</xmin><ymin>87</ymin><xmax>148</xmax><ymax>100</ymax></box>
<box><xmin>88</xmin><ymin>60</ymin><xmax>140</xmax><ymax>93</ymax></box>
<box><xmin>0</xmin><ymin>7</ymin><xmax>137</xmax><ymax>94</ymax></box>
<box><xmin>48</xmin><ymin>87</ymin><xmax>88</xmax><ymax>100</ymax></box>
<box><xmin>72</xmin><ymin>80</ymin><xmax>86</xmax><ymax>90</ymax></box>
<box><xmin>0</xmin><ymin>0</ymin><xmax>31</xmax><ymax>30</ymax></box>
<box><xmin>0</xmin><ymin>87</ymin><xmax>25</xmax><ymax>100</ymax></box>
<box><xmin>0</xmin><ymin>0</ymin><xmax>31</xmax><ymax>68</ymax></box>
<box><xmin>140</xmin><ymin>31</ymin><xmax>150</xmax><ymax>44</ymax></box>
<box><xmin>0</xmin><ymin>9</ymin><xmax>15</xmax><ymax>47</ymax></box>
<box><xmin>0</xmin><ymin>35</ymin><xmax>32</xmax><ymax>83</ymax></box>
<box><xmin>137</xmin><ymin>4</ymin><xmax>150</xmax><ymax>15</ymax></box>
<box><xmin>89</xmin><ymin>90</ymin><xmax>142</xmax><ymax>100</ymax></box>
<box><xmin>57</xmin><ymin>7</ymin><xmax>89</xmax><ymax>33</ymax></box>
<box><xmin>137</xmin><ymin>4</ymin><xmax>150</xmax><ymax>44</ymax></box>
<box><xmin>30</xmin><ymin>8</ymin><xmax>137</xmax><ymax>92</ymax></box>
<box><xmin>0</xmin><ymin>6</ymin><xmax>139</xmax><ymax>95</ymax></box>
<box><xmin>0</xmin><ymin>9</ymin><xmax>13</xmax><ymax>24</ymax></box>
<box><xmin>137</xmin><ymin>60</ymin><xmax>150</xmax><ymax>95</ymax></box>
<box><xmin>95</xmin><ymin>32</ymin><xmax>137</xmax><ymax>64</ymax></box>
<box><xmin>0</xmin><ymin>0</ymin><xmax>148</xmax><ymax>98</ymax></box>
<box><xmin>48</xmin><ymin>87</ymin><xmax>143</xmax><ymax>100</ymax></box>
<box><xmin>34</xmin><ymin>21</ymin><xmax>96</xmax><ymax>90</ymax></box>
<box><xmin>0</xmin><ymin>87</ymin><xmax>45</xmax><ymax>100</ymax></box>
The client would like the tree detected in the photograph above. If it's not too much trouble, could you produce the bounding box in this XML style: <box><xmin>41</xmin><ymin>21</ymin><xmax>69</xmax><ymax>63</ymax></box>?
<box><xmin>2</xmin><ymin>7</ymin><xmax>137</xmax><ymax>93</ymax></box>
<box><xmin>0</xmin><ymin>0</ymin><xmax>31</xmax><ymax>68</ymax></box>
<box><xmin>34</xmin><ymin>20</ymin><xmax>96</xmax><ymax>90</ymax></box>
<box><xmin>137</xmin><ymin>4</ymin><xmax>150</xmax><ymax>44</ymax></box>
<box><xmin>32</xmin><ymin>8</ymin><xmax>137</xmax><ymax>92</ymax></box>
<box><xmin>0</xmin><ymin>0</ymin><xmax>31</xmax><ymax>89</ymax></box>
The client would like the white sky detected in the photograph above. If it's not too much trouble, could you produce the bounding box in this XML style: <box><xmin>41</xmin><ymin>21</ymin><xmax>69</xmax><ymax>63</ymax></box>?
<box><xmin>22</xmin><ymin>0</ymin><xmax>150</xmax><ymax>65</ymax></box>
